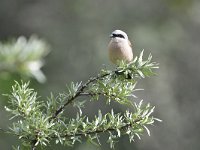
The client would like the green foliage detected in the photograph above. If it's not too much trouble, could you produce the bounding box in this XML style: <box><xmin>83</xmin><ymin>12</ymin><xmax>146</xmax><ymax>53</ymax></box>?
<box><xmin>4</xmin><ymin>51</ymin><xmax>161</xmax><ymax>149</ymax></box>
<box><xmin>0</xmin><ymin>36</ymin><xmax>50</xmax><ymax>83</ymax></box>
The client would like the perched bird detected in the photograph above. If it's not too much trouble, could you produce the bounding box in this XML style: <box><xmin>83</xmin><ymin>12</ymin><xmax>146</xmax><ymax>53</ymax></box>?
<box><xmin>108</xmin><ymin>30</ymin><xmax>133</xmax><ymax>65</ymax></box>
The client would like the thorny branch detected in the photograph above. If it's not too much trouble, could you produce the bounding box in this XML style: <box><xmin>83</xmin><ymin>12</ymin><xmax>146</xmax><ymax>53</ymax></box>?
<box><xmin>3</xmin><ymin>51</ymin><xmax>159</xmax><ymax>149</ymax></box>
<box><xmin>51</xmin><ymin>72</ymin><xmax>111</xmax><ymax>119</ymax></box>
<box><xmin>51</xmin><ymin>66</ymin><xmax>138</xmax><ymax>120</ymax></box>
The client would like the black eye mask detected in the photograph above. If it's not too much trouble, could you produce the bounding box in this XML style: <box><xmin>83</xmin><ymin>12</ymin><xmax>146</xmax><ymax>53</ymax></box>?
<box><xmin>112</xmin><ymin>33</ymin><xmax>125</xmax><ymax>39</ymax></box>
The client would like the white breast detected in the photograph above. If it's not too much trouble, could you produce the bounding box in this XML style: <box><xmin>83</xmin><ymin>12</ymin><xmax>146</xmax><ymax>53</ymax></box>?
<box><xmin>108</xmin><ymin>39</ymin><xmax>133</xmax><ymax>65</ymax></box>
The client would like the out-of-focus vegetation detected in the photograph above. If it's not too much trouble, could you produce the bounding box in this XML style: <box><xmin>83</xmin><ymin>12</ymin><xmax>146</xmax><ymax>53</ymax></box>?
<box><xmin>0</xmin><ymin>36</ymin><xmax>49</xmax><ymax>83</ymax></box>
<box><xmin>0</xmin><ymin>0</ymin><xmax>200</xmax><ymax>149</ymax></box>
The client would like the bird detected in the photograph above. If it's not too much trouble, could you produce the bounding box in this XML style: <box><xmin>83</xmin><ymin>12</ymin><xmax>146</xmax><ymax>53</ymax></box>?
<box><xmin>108</xmin><ymin>30</ymin><xmax>133</xmax><ymax>65</ymax></box>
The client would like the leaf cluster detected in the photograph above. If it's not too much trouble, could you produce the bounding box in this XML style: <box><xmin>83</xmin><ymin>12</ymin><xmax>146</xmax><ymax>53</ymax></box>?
<box><xmin>4</xmin><ymin>51</ymin><xmax>161</xmax><ymax>149</ymax></box>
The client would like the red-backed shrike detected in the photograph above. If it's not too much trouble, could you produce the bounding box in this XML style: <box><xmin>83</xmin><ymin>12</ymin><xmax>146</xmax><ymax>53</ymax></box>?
<box><xmin>108</xmin><ymin>30</ymin><xmax>133</xmax><ymax>65</ymax></box>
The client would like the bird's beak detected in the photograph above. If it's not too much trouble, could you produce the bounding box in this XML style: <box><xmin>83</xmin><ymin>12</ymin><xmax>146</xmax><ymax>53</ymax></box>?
<box><xmin>110</xmin><ymin>34</ymin><xmax>114</xmax><ymax>38</ymax></box>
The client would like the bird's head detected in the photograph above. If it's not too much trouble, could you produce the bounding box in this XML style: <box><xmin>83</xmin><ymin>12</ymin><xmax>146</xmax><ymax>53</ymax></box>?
<box><xmin>110</xmin><ymin>30</ymin><xmax>129</xmax><ymax>41</ymax></box>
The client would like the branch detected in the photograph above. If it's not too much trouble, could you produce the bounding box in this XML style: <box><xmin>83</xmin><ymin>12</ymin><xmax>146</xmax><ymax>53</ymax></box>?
<box><xmin>4</xmin><ymin>51</ymin><xmax>160</xmax><ymax>149</ymax></box>
<box><xmin>51</xmin><ymin>57</ymin><xmax>155</xmax><ymax>119</ymax></box>
<box><xmin>63</xmin><ymin>118</ymin><xmax>142</xmax><ymax>138</ymax></box>
<box><xmin>51</xmin><ymin>72</ymin><xmax>110</xmax><ymax>119</ymax></box>
<box><xmin>79</xmin><ymin>92</ymin><xmax>129</xmax><ymax>104</ymax></box>
<box><xmin>50</xmin><ymin>62</ymin><xmax>142</xmax><ymax>120</ymax></box>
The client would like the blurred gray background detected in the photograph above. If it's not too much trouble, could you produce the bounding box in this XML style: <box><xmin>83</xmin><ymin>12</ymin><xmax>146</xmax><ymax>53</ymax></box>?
<box><xmin>0</xmin><ymin>0</ymin><xmax>200</xmax><ymax>149</ymax></box>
